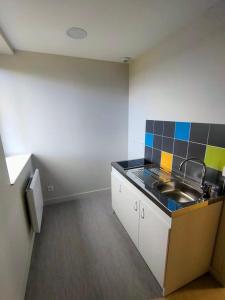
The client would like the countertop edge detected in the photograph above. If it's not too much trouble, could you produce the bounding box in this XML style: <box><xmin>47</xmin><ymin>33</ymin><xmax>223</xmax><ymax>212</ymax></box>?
<box><xmin>111</xmin><ymin>161</ymin><xmax>173</xmax><ymax>217</ymax></box>
<box><xmin>111</xmin><ymin>161</ymin><xmax>224</xmax><ymax>218</ymax></box>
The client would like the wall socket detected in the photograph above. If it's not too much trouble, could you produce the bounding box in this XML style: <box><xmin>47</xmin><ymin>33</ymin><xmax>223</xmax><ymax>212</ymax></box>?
<box><xmin>47</xmin><ymin>185</ymin><xmax>54</xmax><ymax>192</ymax></box>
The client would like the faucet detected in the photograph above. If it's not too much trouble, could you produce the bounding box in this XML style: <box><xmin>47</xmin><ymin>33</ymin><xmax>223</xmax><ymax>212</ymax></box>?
<box><xmin>179</xmin><ymin>157</ymin><xmax>211</xmax><ymax>198</ymax></box>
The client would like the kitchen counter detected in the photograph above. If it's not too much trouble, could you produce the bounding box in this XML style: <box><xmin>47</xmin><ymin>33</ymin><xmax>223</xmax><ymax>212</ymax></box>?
<box><xmin>112</xmin><ymin>158</ymin><xmax>224</xmax><ymax>217</ymax></box>
<box><xmin>111</xmin><ymin>158</ymin><xmax>224</xmax><ymax>295</ymax></box>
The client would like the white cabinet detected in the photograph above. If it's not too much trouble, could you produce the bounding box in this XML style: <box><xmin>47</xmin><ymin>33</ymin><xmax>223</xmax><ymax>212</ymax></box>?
<box><xmin>111</xmin><ymin>169</ymin><xmax>139</xmax><ymax>247</ymax></box>
<box><xmin>111</xmin><ymin>167</ymin><xmax>222</xmax><ymax>295</ymax></box>
<box><xmin>111</xmin><ymin>173</ymin><xmax>123</xmax><ymax>216</ymax></box>
<box><xmin>139</xmin><ymin>199</ymin><xmax>170</xmax><ymax>286</ymax></box>
<box><xmin>111</xmin><ymin>167</ymin><xmax>171</xmax><ymax>286</ymax></box>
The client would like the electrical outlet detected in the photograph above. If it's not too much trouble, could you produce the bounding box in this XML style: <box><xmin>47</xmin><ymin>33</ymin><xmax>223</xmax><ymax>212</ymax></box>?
<box><xmin>47</xmin><ymin>185</ymin><xmax>54</xmax><ymax>192</ymax></box>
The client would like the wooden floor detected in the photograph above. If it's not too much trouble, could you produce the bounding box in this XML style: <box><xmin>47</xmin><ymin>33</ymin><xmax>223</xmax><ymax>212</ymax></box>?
<box><xmin>25</xmin><ymin>190</ymin><xmax>225</xmax><ymax>300</ymax></box>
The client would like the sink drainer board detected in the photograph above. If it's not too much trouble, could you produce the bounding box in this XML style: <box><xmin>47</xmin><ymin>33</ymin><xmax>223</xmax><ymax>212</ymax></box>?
<box><xmin>132</xmin><ymin>167</ymin><xmax>171</xmax><ymax>183</ymax></box>
<box><xmin>144</xmin><ymin>120</ymin><xmax>225</xmax><ymax>193</ymax></box>
<box><xmin>131</xmin><ymin>167</ymin><xmax>202</xmax><ymax>204</ymax></box>
<box><xmin>131</xmin><ymin>168</ymin><xmax>152</xmax><ymax>182</ymax></box>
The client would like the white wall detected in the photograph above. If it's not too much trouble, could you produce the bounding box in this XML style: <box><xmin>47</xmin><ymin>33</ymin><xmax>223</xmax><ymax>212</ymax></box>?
<box><xmin>129</xmin><ymin>1</ymin><xmax>225</xmax><ymax>159</ymax></box>
<box><xmin>0</xmin><ymin>136</ymin><xmax>34</xmax><ymax>300</ymax></box>
<box><xmin>0</xmin><ymin>51</ymin><xmax>128</xmax><ymax>201</ymax></box>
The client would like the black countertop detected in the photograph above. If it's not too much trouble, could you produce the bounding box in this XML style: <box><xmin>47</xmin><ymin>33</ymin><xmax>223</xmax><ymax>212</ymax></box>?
<box><xmin>111</xmin><ymin>159</ymin><xmax>223</xmax><ymax>218</ymax></box>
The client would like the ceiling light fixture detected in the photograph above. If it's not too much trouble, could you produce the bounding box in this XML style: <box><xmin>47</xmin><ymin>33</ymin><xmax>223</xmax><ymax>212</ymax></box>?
<box><xmin>66</xmin><ymin>27</ymin><xmax>87</xmax><ymax>39</ymax></box>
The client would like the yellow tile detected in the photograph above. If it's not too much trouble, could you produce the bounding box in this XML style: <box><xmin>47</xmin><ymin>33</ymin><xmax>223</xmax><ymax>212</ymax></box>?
<box><xmin>161</xmin><ymin>151</ymin><xmax>173</xmax><ymax>172</ymax></box>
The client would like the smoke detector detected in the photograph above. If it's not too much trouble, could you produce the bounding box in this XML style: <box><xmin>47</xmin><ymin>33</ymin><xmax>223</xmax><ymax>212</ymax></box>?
<box><xmin>122</xmin><ymin>57</ymin><xmax>131</xmax><ymax>63</ymax></box>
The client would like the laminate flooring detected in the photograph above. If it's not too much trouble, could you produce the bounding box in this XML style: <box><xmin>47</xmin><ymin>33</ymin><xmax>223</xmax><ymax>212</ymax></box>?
<box><xmin>25</xmin><ymin>190</ymin><xmax>225</xmax><ymax>300</ymax></box>
<box><xmin>25</xmin><ymin>190</ymin><xmax>162</xmax><ymax>300</ymax></box>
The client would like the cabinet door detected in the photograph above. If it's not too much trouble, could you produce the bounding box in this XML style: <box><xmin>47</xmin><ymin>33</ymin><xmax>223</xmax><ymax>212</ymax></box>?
<box><xmin>120</xmin><ymin>182</ymin><xmax>139</xmax><ymax>248</ymax></box>
<box><xmin>139</xmin><ymin>200</ymin><xmax>170</xmax><ymax>287</ymax></box>
<box><xmin>111</xmin><ymin>173</ymin><xmax>122</xmax><ymax>215</ymax></box>
<box><xmin>111</xmin><ymin>171</ymin><xmax>139</xmax><ymax>248</ymax></box>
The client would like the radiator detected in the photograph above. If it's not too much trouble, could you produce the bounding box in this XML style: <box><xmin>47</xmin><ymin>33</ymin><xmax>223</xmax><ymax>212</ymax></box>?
<box><xmin>26</xmin><ymin>169</ymin><xmax>44</xmax><ymax>233</ymax></box>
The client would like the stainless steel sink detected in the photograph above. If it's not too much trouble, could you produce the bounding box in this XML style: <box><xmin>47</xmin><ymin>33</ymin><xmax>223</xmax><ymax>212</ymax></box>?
<box><xmin>157</xmin><ymin>181</ymin><xmax>202</xmax><ymax>203</ymax></box>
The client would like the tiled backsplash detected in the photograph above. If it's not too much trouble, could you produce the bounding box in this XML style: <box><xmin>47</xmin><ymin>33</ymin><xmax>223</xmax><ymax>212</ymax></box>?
<box><xmin>145</xmin><ymin>120</ymin><xmax>225</xmax><ymax>190</ymax></box>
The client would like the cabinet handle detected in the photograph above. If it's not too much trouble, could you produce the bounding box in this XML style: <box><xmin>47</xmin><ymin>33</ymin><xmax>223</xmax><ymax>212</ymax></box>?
<box><xmin>134</xmin><ymin>201</ymin><xmax>138</xmax><ymax>211</ymax></box>
<box><xmin>119</xmin><ymin>184</ymin><xmax>122</xmax><ymax>192</ymax></box>
<box><xmin>141</xmin><ymin>207</ymin><xmax>145</xmax><ymax>219</ymax></box>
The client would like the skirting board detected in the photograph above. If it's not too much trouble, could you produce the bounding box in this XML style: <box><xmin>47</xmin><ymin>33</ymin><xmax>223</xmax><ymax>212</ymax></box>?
<box><xmin>45</xmin><ymin>187</ymin><xmax>111</xmax><ymax>206</ymax></box>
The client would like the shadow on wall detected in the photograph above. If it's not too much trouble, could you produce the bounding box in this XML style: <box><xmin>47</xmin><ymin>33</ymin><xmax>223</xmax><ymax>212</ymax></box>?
<box><xmin>132</xmin><ymin>1</ymin><xmax>225</xmax><ymax>75</ymax></box>
<box><xmin>33</xmin><ymin>154</ymin><xmax>113</xmax><ymax>202</ymax></box>
<box><xmin>0</xmin><ymin>52</ymin><xmax>128</xmax><ymax>92</ymax></box>
<box><xmin>0</xmin><ymin>51</ymin><xmax>128</xmax><ymax>201</ymax></box>
<box><xmin>32</xmin><ymin>155</ymin><xmax>73</xmax><ymax>202</ymax></box>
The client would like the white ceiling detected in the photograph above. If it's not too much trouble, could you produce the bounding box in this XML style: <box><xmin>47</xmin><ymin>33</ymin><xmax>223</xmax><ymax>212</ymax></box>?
<box><xmin>0</xmin><ymin>0</ymin><xmax>219</xmax><ymax>62</ymax></box>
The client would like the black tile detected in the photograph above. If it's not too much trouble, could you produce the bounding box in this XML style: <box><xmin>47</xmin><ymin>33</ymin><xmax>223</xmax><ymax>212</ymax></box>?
<box><xmin>162</xmin><ymin>137</ymin><xmax>174</xmax><ymax>153</ymax></box>
<box><xmin>152</xmin><ymin>148</ymin><xmax>161</xmax><ymax>165</ymax></box>
<box><xmin>190</xmin><ymin>123</ymin><xmax>209</xmax><ymax>144</ymax></box>
<box><xmin>185</xmin><ymin>161</ymin><xmax>204</xmax><ymax>184</ymax></box>
<box><xmin>153</xmin><ymin>134</ymin><xmax>162</xmax><ymax>150</ymax></box>
<box><xmin>187</xmin><ymin>142</ymin><xmax>206</xmax><ymax>161</ymax></box>
<box><xmin>145</xmin><ymin>146</ymin><xmax>152</xmax><ymax>161</ymax></box>
<box><xmin>163</xmin><ymin>121</ymin><xmax>175</xmax><ymax>138</ymax></box>
<box><xmin>172</xmin><ymin>155</ymin><xmax>185</xmax><ymax>175</ymax></box>
<box><xmin>146</xmin><ymin>120</ymin><xmax>154</xmax><ymax>133</ymax></box>
<box><xmin>154</xmin><ymin>121</ymin><xmax>163</xmax><ymax>135</ymax></box>
<box><xmin>174</xmin><ymin>140</ymin><xmax>188</xmax><ymax>158</ymax></box>
<box><xmin>208</xmin><ymin>124</ymin><xmax>225</xmax><ymax>148</ymax></box>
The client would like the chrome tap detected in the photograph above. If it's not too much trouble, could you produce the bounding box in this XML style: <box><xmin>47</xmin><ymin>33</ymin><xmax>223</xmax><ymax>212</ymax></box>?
<box><xmin>179</xmin><ymin>157</ymin><xmax>211</xmax><ymax>198</ymax></box>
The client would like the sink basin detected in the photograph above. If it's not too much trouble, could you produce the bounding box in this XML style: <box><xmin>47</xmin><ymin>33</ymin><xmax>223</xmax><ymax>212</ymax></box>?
<box><xmin>157</xmin><ymin>181</ymin><xmax>202</xmax><ymax>203</ymax></box>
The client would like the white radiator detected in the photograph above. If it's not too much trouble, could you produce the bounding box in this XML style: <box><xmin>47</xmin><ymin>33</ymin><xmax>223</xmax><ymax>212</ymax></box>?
<box><xmin>26</xmin><ymin>169</ymin><xmax>43</xmax><ymax>233</ymax></box>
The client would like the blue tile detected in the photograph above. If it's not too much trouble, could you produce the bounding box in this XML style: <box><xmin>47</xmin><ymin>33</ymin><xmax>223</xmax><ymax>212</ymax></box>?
<box><xmin>145</xmin><ymin>133</ymin><xmax>154</xmax><ymax>148</ymax></box>
<box><xmin>168</xmin><ymin>199</ymin><xmax>182</xmax><ymax>211</ymax></box>
<box><xmin>175</xmin><ymin>122</ymin><xmax>191</xmax><ymax>141</ymax></box>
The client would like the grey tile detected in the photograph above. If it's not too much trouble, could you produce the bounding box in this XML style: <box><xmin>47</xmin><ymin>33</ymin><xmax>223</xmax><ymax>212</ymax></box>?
<box><xmin>163</xmin><ymin>121</ymin><xmax>175</xmax><ymax>138</ymax></box>
<box><xmin>208</xmin><ymin>124</ymin><xmax>225</xmax><ymax>148</ymax></box>
<box><xmin>153</xmin><ymin>134</ymin><xmax>162</xmax><ymax>150</ymax></box>
<box><xmin>154</xmin><ymin>121</ymin><xmax>163</xmax><ymax>135</ymax></box>
<box><xmin>188</xmin><ymin>142</ymin><xmax>206</xmax><ymax>161</ymax></box>
<box><xmin>174</xmin><ymin>140</ymin><xmax>188</xmax><ymax>158</ymax></box>
<box><xmin>190</xmin><ymin>123</ymin><xmax>209</xmax><ymax>144</ymax></box>
<box><xmin>185</xmin><ymin>161</ymin><xmax>204</xmax><ymax>184</ymax></box>
<box><xmin>162</xmin><ymin>137</ymin><xmax>174</xmax><ymax>153</ymax></box>
<box><xmin>172</xmin><ymin>155</ymin><xmax>185</xmax><ymax>175</ymax></box>
<box><xmin>152</xmin><ymin>148</ymin><xmax>161</xmax><ymax>165</ymax></box>
<box><xmin>206</xmin><ymin>167</ymin><xmax>224</xmax><ymax>189</ymax></box>
<box><xmin>146</xmin><ymin>120</ymin><xmax>154</xmax><ymax>133</ymax></box>
<box><xmin>145</xmin><ymin>146</ymin><xmax>152</xmax><ymax>162</ymax></box>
